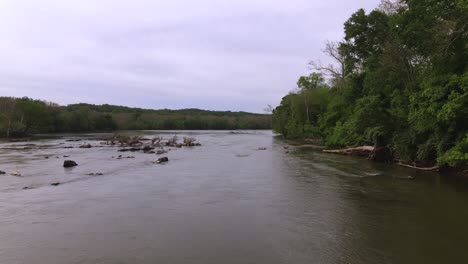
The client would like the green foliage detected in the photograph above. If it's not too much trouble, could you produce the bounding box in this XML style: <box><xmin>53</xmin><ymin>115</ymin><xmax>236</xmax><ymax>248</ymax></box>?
<box><xmin>439</xmin><ymin>135</ymin><xmax>468</xmax><ymax>167</ymax></box>
<box><xmin>272</xmin><ymin>1</ymin><xmax>468</xmax><ymax>169</ymax></box>
<box><xmin>297</xmin><ymin>73</ymin><xmax>326</xmax><ymax>90</ymax></box>
<box><xmin>0</xmin><ymin>97</ymin><xmax>271</xmax><ymax>137</ymax></box>
<box><xmin>272</xmin><ymin>74</ymin><xmax>330</xmax><ymax>139</ymax></box>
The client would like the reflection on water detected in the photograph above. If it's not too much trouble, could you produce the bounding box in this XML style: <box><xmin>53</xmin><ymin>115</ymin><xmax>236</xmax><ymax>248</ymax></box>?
<box><xmin>0</xmin><ymin>130</ymin><xmax>467</xmax><ymax>264</ymax></box>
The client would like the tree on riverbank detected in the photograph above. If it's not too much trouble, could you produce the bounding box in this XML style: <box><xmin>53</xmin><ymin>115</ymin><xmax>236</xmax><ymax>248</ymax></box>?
<box><xmin>0</xmin><ymin>97</ymin><xmax>271</xmax><ymax>137</ymax></box>
<box><xmin>272</xmin><ymin>0</ymin><xmax>468</xmax><ymax>169</ymax></box>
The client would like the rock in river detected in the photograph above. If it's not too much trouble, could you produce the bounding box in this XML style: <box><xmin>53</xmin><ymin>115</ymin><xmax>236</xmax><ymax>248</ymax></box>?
<box><xmin>11</xmin><ymin>171</ymin><xmax>22</xmax><ymax>177</ymax></box>
<box><xmin>63</xmin><ymin>160</ymin><xmax>78</xmax><ymax>168</ymax></box>
<box><xmin>0</xmin><ymin>170</ymin><xmax>5</xmax><ymax>175</ymax></box>
<box><xmin>142</xmin><ymin>145</ymin><xmax>155</xmax><ymax>152</ymax></box>
<box><xmin>156</xmin><ymin>157</ymin><xmax>169</xmax><ymax>163</ymax></box>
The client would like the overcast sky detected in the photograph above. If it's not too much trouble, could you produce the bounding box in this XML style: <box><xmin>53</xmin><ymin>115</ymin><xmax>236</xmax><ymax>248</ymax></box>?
<box><xmin>0</xmin><ymin>0</ymin><xmax>380</xmax><ymax>112</ymax></box>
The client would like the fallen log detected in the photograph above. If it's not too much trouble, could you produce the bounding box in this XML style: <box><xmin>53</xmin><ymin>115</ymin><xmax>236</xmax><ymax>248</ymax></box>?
<box><xmin>397</xmin><ymin>163</ymin><xmax>439</xmax><ymax>171</ymax></box>
<box><xmin>323</xmin><ymin>146</ymin><xmax>374</xmax><ymax>157</ymax></box>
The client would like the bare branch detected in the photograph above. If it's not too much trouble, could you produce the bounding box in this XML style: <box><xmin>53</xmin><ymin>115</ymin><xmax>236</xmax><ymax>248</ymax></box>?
<box><xmin>308</xmin><ymin>40</ymin><xmax>347</xmax><ymax>87</ymax></box>
<box><xmin>263</xmin><ymin>104</ymin><xmax>274</xmax><ymax>114</ymax></box>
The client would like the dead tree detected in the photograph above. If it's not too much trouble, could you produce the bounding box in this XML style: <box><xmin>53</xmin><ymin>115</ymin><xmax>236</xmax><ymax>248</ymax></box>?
<box><xmin>309</xmin><ymin>41</ymin><xmax>346</xmax><ymax>87</ymax></box>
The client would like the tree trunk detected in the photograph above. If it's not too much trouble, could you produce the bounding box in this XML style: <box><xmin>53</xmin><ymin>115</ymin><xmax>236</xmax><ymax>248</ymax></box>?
<box><xmin>6</xmin><ymin>118</ymin><xmax>11</xmax><ymax>138</ymax></box>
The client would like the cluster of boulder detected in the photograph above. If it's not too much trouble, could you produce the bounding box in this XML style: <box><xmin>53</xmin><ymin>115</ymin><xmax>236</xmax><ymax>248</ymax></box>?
<box><xmin>104</xmin><ymin>134</ymin><xmax>201</xmax><ymax>148</ymax></box>
<box><xmin>97</xmin><ymin>134</ymin><xmax>201</xmax><ymax>155</ymax></box>
<box><xmin>12</xmin><ymin>134</ymin><xmax>202</xmax><ymax>190</ymax></box>
<box><xmin>118</xmin><ymin>145</ymin><xmax>155</xmax><ymax>153</ymax></box>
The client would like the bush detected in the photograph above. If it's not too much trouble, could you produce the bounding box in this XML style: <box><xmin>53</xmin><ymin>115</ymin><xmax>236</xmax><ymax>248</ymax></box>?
<box><xmin>438</xmin><ymin>135</ymin><xmax>468</xmax><ymax>168</ymax></box>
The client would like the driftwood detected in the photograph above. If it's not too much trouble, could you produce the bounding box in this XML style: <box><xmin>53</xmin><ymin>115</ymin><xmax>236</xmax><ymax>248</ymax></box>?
<box><xmin>323</xmin><ymin>146</ymin><xmax>374</xmax><ymax>157</ymax></box>
<box><xmin>397</xmin><ymin>163</ymin><xmax>439</xmax><ymax>171</ymax></box>
<box><xmin>323</xmin><ymin>145</ymin><xmax>441</xmax><ymax>171</ymax></box>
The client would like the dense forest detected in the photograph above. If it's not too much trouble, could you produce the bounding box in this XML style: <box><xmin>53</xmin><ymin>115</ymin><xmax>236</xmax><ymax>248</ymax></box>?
<box><xmin>0</xmin><ymin>97</ymin><xmax>271</xmax><ymax>137</ymax></box>
<box><xmin>272</xmin><ymin>0</ymin><xmax>467</xmax><ymax>169</ymax></box>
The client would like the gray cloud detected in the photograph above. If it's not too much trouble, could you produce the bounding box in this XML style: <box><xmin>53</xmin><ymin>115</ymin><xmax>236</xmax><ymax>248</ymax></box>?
<box><xmin>0</xmin><ymin>0</ymin><xmax>380</xmax><ymax>112</ymax></box>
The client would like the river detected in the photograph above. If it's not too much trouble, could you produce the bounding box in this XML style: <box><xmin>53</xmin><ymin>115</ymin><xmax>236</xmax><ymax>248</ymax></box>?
<box><xmin>0</xmin><ymin>130</ymin><xmax>467</xmax><ymax>264</ymax></box>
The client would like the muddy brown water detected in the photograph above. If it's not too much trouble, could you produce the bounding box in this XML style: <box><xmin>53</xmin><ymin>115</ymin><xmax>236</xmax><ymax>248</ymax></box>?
<box><xmin>1</xmin><ymin>130</ymin><xmax>467</xmax><ymax>264</ymax></box>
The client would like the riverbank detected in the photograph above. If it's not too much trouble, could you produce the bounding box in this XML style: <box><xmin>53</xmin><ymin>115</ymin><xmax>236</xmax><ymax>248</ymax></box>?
<box><xmin>3</xmin><ymin>130</ymin><xmax>468</xmax><ymax>264</ymax></box>
<box><xmin>287</xmin><ymin>139</ymin><xmax>468</xmax><ymax>178</ymax></box>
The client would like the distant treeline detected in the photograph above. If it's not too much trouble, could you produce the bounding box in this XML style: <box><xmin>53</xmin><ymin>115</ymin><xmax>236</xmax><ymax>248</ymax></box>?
<box><xmin>272</xmin><ymin>0</ymin><xmax>467</xmax><ymax>169</ymax></box>
<box><xmin>0</xmin><ymin>97</ymin><xmax>271</xmax><ymax>137</ymax></box>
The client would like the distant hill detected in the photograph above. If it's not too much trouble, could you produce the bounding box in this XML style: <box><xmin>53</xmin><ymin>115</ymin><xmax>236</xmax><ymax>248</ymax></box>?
<box><xmin>0</xmin><ymin>97</ymin><xmax>271</xmax><ymax>138</ymax></box>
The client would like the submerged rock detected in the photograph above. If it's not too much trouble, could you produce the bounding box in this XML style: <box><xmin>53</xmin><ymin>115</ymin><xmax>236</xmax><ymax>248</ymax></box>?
<box><xmin>156</xmin><ymin>150</ymin><xmax>168</xmax><ymax>155</ymax></box>
<box><xmin>142</xmin><ymin>145</ymin><xmax>155</xmax><ymax>152</ymax></box>
<box><xmin>79</xmin><ymin>144</ymin><xmax>92</xmax><ymax>148</ymax></box>
<box><xmin>86</xmin><ymin>173</ymin><xmax>104</xmax><ymax>176</ymax></box>
<box><xmin>118</xmin><ymin>147</ymin><xmax>141</xmax><ymax>152</ymax></box>
<box><xmin>63</xmin><ymin>160</ymin><xmax>78</xmax><ymax>168</ymax></box>
<box><xmin>11</xmin><ymin>171</ymin><xmax>22</xmax><ymax>177</ymax></box>
<box><xmin>0</xmin><ymin>170</ymin><xmax>5</xmax><ymax>175</ymax></box>
<box><xmin>394</xmin><ymin>175</ymin><xmax>415</xmax><ymax>180</ymax></box>
<box><xmin>50</xmin><ymin>182</ymin><xmax>61</xmax><ymax>186</ymax></box>
<box><xmin>117</xmin><ymin>156</ymin><xmax>135</xmax><ymax>159</ymax></box>
<box><xmin>258</xmin><ymin>147</ymin><xmax>267</xmax><ymax>150</ymax></box>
